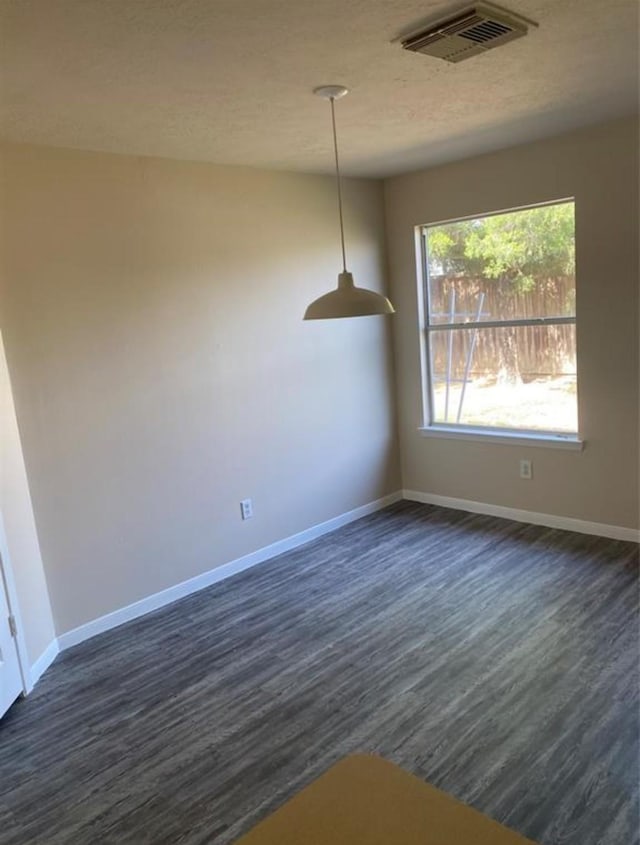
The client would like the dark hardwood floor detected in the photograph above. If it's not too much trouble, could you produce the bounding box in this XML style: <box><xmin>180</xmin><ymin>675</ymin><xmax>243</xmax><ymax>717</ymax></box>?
<box><xmin>1</xmin><ymin>502</ymin><xmax>638</xmax><ymax>845</ymax></box>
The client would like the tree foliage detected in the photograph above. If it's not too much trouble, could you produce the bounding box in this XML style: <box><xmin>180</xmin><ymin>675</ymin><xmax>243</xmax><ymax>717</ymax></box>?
<box><xmin>427</xmin><ymin>203</ymin><xmax>575</xmax><ymax>292</ymax></box>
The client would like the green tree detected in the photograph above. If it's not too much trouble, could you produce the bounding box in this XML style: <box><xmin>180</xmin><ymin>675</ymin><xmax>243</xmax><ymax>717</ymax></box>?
<box><xmin>463</xmin><ymin>203</ymin><xmax>575</xmax><ymax>292</ymax></box>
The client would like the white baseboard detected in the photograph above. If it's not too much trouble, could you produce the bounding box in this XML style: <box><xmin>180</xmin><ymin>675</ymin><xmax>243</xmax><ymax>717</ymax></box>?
<box><xmin>30</xmin><ymin>639</ymin><xmax>60</xmax><ymax>686</ymax></box>
<box><xmin>402</xmin><ymin>490</ymin><xmax>640</xmax><ymax>543</ymax></box>
<box><xmin>37</xmin><ymin>487</ymin><xmax>637</xmax><ymax>679</ymax></box>
<box><xmin>57</xmin><ymin>491</ymin><xmax>403</xmax><ymax>651</ymax></box>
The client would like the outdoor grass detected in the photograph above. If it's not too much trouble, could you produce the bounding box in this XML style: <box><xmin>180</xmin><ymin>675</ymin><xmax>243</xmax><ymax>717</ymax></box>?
<box><xmin>432</xmin><ymin>375</ymin><xmax>578</xmax><ymax>432</ymax></box>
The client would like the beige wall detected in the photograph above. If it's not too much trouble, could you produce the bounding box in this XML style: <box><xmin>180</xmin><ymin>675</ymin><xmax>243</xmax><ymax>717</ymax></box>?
<box><xmin>0</xmin><ymin>331</ymin><xmax>56</xmax><ymax>666</ymax></box>
<box><xmin>384</xmin><ymin>117</ymin><xmax>639</xmax><ymax>529</ymax></box>
<box><xmin>0</xmin><ymin>144</ymin><xmax>399</xmax><ymax>636</ymax></box>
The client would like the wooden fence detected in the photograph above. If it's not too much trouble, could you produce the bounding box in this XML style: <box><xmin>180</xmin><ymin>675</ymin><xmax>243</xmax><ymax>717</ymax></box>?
<box><xmin>428</xmin><ymin>274</ymin><xmax>576</xmax><ymax>378</ymax></box>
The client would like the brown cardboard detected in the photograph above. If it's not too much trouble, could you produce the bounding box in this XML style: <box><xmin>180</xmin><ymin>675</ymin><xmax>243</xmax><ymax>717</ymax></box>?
<box><xmin>235</xmin><ymin>754</ymin><xmax>537</xmax><ymax>844</ymax></box>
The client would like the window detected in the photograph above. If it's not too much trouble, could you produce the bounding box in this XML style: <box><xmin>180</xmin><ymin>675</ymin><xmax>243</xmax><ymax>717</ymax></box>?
<box><xmin>418</xmin><ymin>200</ymin><xmax>579</xmax><ymax>445</ymax></box>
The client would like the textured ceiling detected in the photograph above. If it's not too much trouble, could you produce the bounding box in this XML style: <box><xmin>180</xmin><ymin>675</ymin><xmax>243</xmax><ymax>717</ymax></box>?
<box><xmin>1</xmin><ymin>0</ymin><xmax>638</xmax><ymax>177</ymax></box>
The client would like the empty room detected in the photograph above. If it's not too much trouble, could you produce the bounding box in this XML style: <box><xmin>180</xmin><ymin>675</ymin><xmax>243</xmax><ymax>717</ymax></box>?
<box><xmin>0</xmin><ymin>1</ymin><xmax>638</xmax><ymax>844</ymax></box>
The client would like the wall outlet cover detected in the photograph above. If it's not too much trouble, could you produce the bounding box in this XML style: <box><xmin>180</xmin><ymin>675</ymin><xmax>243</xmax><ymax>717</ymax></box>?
<box><xmin>519</xmin><ymin>459</ymin><xmax>533</xmax><ymax>480</ymax></box>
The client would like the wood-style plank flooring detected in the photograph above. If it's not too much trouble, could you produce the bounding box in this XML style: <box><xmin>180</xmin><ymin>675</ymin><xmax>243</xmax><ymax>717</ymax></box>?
<box><xmin>1</xmin><ymin>502</ymin><xmax>638</xmax><ymax>844</ymax></box>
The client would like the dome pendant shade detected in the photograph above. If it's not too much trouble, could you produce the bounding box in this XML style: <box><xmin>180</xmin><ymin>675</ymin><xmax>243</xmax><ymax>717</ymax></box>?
<box><xmin>304</xmin><ymin>272</ymin><xmax>395</xmax><ymax>320</ymax></box>
<box><xmin>304</xmin><ymin>86</ymin><xmax>395</xmax><ymax>321</ymax></box>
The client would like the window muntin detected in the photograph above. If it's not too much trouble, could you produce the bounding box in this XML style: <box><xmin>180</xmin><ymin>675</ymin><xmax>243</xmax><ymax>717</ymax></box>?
<box><xmin>421</xmin><ymin>200</ymin><xmax>578</xmax><ymax>437</ymax></box>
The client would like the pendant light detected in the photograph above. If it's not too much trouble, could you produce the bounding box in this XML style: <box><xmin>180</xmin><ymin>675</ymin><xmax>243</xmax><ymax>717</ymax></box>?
<box><xmin>303</xmin><ymin>85</ymin><xmax>395</xmax><ymax>320</ymax></box>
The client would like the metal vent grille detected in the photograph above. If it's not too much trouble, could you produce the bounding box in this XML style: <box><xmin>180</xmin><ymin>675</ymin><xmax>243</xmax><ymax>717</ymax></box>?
<box><xmin>402</xmin><ymin>3</ymin><xmax>533</xmax><ymax>63</ymax></box>
<box><xmin>461</xmin><ymin>19</ymin><xmax>512</xmax><ymax>43</ymax></box>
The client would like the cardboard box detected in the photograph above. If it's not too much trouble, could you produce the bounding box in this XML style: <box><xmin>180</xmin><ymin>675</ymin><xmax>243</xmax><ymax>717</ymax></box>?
<box><xmin>236</xmin><ymin>754</ymin><xmax>537</xmax><ymax>844</ymax></box>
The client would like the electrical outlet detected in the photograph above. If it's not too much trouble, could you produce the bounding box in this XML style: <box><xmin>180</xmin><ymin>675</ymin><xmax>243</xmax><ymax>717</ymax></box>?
<box><xmin>240</xmin><ymin>498</ymin><xmax>253</xmax><ymax>520</ymax></box>
<box><xmin>519</xmin><ymin>459</ymin><xmax>532</xmax><ymax>480</ymax></box>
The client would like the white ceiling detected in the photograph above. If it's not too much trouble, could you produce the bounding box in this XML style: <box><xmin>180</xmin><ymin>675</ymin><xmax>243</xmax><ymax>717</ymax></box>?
<box><xmin>1</xmin><ymin>0</ymin><xmax>638</xmax><ymax>177</ymax></box>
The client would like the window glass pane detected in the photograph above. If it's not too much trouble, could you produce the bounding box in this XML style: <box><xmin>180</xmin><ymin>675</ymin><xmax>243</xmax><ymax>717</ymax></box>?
<box><xmin>426</xmin><ymin>202</ymin><xmax>575</xmax><ymax>324</ymax></box>
<box><xmin>428</xmin><ymin>324</ymin><xmax>577</xmax><ymax>433</ymax></box>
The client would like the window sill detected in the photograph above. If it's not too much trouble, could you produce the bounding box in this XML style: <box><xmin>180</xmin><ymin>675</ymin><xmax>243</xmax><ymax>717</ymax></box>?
<box><xmin>418</xmin><ymin>425</ymin><xmax>584</xmax><ymax>451</ymax></box>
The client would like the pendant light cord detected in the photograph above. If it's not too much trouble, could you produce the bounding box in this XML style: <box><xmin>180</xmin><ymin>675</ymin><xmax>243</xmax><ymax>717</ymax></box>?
<box><xmin>330</xmin><ymin>96</ymin><xmax>347</xmax><ymax>273</ymax></box>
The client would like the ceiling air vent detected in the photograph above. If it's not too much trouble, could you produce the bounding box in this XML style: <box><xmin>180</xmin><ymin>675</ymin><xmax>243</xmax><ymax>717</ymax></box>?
<box><xmin>402</xmin><ymin>3</ymin><xmax>535</xmax><ymax>63</ymax></box>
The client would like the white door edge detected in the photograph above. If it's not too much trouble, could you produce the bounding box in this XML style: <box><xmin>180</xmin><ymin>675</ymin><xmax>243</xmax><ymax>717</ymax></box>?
<box><xmin>0</xmin><ymin>512</ymin><xmax>32</xmax><ymax>695</ymax></box>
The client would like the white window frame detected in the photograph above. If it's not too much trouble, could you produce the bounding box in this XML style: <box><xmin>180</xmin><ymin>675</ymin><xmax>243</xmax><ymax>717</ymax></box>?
<box><xmin>416</xmin><ymin>199</ymin><xmax>583</xmax><ymax>450</ymax></box>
